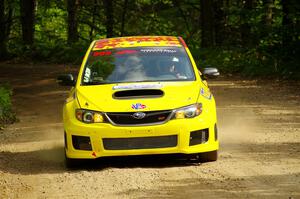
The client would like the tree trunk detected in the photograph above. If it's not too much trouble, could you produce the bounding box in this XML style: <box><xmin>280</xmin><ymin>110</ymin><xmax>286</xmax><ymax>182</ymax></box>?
<box><xmin>104</xmin><ymin>0</ymin><xmax>114</xmax><ymax>38</ymax></box>
<box><xmin>89</xmin><ymin>0</ymin><xmax>99</xmax><ymax>42</ymax></box>
<box><xmin>262</xmin><ymin>0</ymin><xmax>273</xmax><ymax>26</ymax></box>
<box><xmin>282</xmin><ymin>0</ymin><xmax>299</xmax><ymax>56</ymax></box>
<box><xmin>282</xmin><ymin>0</ymin><xmax>297</xmax><ymax>32</ymax></box>
<box><xmin>20</xmin><ymin>0</ymin><xmax>35</xmax><ymax>45</ymax></box>
<box><xmin>200</xmin><ymin>0</ymin><xmax>214</xmax><ymax>47</ymax></box>
<box><xmin>173</xmin><ymin>0</ymin><xmax>192</xmax><ymax>41</ymax></box>
<box><xmin>0</xmin><ymin>0</ymin><xmax>7</xmax><ymax>58</ymax></box>
<box><xmin>120</xmin><ymin>0</ymin><xmax>128</xmax><ymax>36</ymax></box>
<box><xmin>214</xmin><ymin>0</ymin><xmax>226</xmax><ymax>46</ymax></box>
<box><xmin>240</xmin><ymin>0</ymin><xmax>256</xmax><ymax>47</ymax></box>
<box><xmin>67</xmin><ymin>0</ymin><xmax>78</xmax><ymax>44</ymax></box>
<box><xmin>0</xmin><ymin>0</ymin><xmax>13</xmax><ymax>59</ymax></box>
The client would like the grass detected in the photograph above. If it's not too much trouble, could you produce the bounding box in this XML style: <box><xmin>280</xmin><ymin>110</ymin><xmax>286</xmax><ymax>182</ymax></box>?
<box><xmin>0</xmin><ymin>84</ymin><xmax>16</xmax><ymax>128</ymax></box>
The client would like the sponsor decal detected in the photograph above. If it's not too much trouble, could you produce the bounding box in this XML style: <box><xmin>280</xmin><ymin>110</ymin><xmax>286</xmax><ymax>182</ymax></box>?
<box><xmin>140</xmin><ymin>49</ymin><xmax>177</xmax><ymax>53</ymax></box>
<box><xmin>92</xmin><ymin>51</ymin><xmax>112</xmax><ymax>56</ymax></box>
<box><xmin>92</xmin><ymin>49</ymin><xmax>138</xmax><ymax>57</ymax></box>
<box><xmin>132</xmin><ymin>103</ymin><xmax>146</xmax><ymax>110</ymax></box>
<box><xmin>83</xmin><ymin>68</ymin><xmax>91</xmax><ymax>82</ymax></box>
<box><xmin>94</xmin><ymin>36</ymin><xmax>181</xmax><ymax>50</ymax></box>
<box><xmin>113</xmin><ymin>84</ymin><xmax>163</xmax><ymax>90</ymax></box>
<box><xmin>116</xmin><ymin>49</ymin><xmax>138</xmax><ymax>55</ymax></box>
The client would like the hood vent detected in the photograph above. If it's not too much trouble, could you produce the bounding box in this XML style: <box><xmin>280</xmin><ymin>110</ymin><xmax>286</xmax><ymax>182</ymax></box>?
<box><xmin>113</xmin><ymin>89</ymin><xmax>164</xmax><ymax>99</ymax></box>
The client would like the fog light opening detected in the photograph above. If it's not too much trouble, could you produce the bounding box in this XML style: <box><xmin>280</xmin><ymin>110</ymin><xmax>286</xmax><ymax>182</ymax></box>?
<box><xmin>72</xmin><ymin>135</ymin><xmax>92</xmax><ymax>151</ymax></box>
<box><xmin>189</xmin><ymin>129</ymin><xmax>209</xmax><ymax>146</ymax></box>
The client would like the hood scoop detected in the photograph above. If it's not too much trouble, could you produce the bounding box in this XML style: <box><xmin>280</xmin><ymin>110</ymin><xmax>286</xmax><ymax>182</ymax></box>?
<box><xmin>113</xmin><ymin>89</ymin><xmax>164</xmax><ymax>99</ymax></box>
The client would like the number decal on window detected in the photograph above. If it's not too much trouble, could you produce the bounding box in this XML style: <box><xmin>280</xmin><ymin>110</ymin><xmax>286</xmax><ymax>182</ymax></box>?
<box><xmin>84</xmin><ymin>68</ymin><xmax>91</xmax><ymax>82</ymax></box>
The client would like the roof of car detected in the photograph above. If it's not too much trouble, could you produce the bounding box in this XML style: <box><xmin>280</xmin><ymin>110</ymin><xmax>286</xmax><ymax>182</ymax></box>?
<box><xmin>93</xmin><ymin>36</ymin><xmax>183</xmax><ymax>51</ymax></box>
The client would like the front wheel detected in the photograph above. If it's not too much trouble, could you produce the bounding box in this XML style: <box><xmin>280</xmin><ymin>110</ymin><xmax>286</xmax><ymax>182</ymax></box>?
<box><xmin>64</xmin><ymin>132</ymin><xmax>81</xmax><ymax>168</ymax></box>
<box><xmin>197</xmin><ymin>150</ymin><xmax>218</xmax><ymax>163</ymax></box>
<box><xmin>65</xmin><ymin>152</ymin><xmax>81</xmax><ymax>169</ymax></box>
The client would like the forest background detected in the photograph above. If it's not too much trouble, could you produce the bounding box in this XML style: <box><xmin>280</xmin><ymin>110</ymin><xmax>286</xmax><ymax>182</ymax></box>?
<box><xmin>0</xmin><ymin>0</ymin><xmax>299</xmax><ymax>77</ymax></box>
<box><xmin>0</xmin><ymin>0</ymin><xmax>299</xmax><ymax>125</ymax></box>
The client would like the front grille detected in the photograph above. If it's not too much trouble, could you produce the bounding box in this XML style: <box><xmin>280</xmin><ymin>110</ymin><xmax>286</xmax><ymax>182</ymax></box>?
<box><xmin>106</xmin><ymin>110</ymin><xmax>172</xmax><ymax>125</ymax></box>
<box><xmin>103</xmin><ymin>135</ymin><xmax>177</xmax><ymax>150</ymax></box>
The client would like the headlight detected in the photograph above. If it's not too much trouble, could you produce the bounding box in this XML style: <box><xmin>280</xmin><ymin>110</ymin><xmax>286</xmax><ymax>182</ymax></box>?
<box><xmin>75</xmin><ymin>109</ymin><xmax>105</xmax><ymax>123</ymax></box>
<box><xmin>173</xmin><ymin>103</ymin><xmax>202</xmax><ymax>119</ymax></box>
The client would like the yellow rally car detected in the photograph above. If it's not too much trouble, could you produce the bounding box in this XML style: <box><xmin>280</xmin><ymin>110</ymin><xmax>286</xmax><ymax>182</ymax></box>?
<box><xmin>57</xmin><ymin>36</ymin><xmax>220</xmax><ymax>167</ymax></box>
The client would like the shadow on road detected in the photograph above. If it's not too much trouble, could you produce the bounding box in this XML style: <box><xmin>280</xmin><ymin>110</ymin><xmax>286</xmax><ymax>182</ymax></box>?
<box><xmin>1</xmin><ymin>140</ymin><xmax>299</xmax><ymax>175</ymax></box>
<box><xmin>0</xmin><ymin>146</ymin><xmax>66</xmax><ymax>174</ymax></box>
<box><xmin>0</xmin><ymin>146</ymin><xmax>204</xmax><ymax>175</ymax></box>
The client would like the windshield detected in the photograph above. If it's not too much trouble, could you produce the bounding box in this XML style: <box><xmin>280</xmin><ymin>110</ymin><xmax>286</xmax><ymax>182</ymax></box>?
<box><xmin>82</xmin><ymin>46</ymin><xmax>195</xmax><ymax>85</ymax></box>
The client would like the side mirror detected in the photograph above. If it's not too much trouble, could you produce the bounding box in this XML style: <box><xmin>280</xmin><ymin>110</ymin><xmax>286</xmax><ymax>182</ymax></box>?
<box><xmin>57</xmin><ymin>74</ymin><xmax>76</xmax><ymax>86</ymax></box>
<box><xmin>202</xmin><ymin>68</ymin><xmax>220</xmax><ymax>79</ymax></box>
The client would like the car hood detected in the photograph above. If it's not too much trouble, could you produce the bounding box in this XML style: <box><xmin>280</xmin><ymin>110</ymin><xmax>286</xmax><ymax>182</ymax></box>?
<box><xmin>76</xmin><ymin>82</ymin><xmax>201</xmax><ymax>112</ymax></box>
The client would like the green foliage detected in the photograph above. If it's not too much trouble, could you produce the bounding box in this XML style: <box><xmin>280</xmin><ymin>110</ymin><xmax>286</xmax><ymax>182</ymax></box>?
<box><xmin>195</xmin><ymin>46</ymin><xmax>291</xmax><ymax>78</ymax></box>
<box><xmin>191</xmin><ymin>0</ymin><xmax>300</xmax><ymax>79</ymax></box>
<box><xmin>32</xmin><ymin>41</ymin><xmax>88</xmax><ymax>64</ymax></box>
<box><xmin>0</xmin><ymin>85</ymin><xmax>16</xmax><ymax>127</ymax></box>
<box><xmin>1</xmin><ymin>0</ymin><xmax>299</xmax><ymax>78</ymax></box>
<box><xmin>9</xmin><ymin>40</ymin><xmax>88</xmax><ymax>64</ymax></box>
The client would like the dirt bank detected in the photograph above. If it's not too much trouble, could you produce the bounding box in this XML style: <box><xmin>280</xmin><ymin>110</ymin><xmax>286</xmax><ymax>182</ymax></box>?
<box><xmin>0</xmin><ymin>63</ymin><xmax>299</xmax><ymax>199</ymax></box>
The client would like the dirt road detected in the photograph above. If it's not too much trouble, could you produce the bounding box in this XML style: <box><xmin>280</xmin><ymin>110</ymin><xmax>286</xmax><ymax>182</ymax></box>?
<box><xmin>0</xmin><ymin>63</ymin><xmax>299</xmax><ymax>199</ymax></box>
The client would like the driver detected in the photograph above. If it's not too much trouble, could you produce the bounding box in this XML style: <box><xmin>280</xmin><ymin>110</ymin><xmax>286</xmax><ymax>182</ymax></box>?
<box><xmin>160</xmin><ymin>59</ymin><xmax>187</xmax><ymax>79</ymax></box>
<box><xmin>108</xmin><ymin>55</ymin><xmax>146</xmax><ymax>81</ymax></box>
<box><xmin>123</xmin><ymin>55</ymin><xmax>147</xmax><ymax>81</ymax></box>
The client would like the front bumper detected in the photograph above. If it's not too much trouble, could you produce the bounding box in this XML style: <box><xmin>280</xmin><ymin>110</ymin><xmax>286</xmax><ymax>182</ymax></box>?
<box><xmin>64</xmin><ymin>115</ymin><xmax>219</xmax><ymax>159</ymax></box>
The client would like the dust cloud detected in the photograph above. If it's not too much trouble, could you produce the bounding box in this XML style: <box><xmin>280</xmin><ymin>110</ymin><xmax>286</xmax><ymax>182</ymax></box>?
<box><xmin>0</xmin><ymin>64</ymin><xmax>299</xmax><ymax>198</ymax></box>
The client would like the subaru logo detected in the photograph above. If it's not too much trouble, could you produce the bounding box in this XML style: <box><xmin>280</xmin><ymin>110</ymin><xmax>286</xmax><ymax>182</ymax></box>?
<box><xmin>132</xmin><ymin>112</ymin><xmax>146</xmax><ymax>119</ymax></box>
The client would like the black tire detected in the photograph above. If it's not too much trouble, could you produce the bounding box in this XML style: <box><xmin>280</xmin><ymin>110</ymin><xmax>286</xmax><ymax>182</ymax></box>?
<box><xmin>198</xmin><ymin>150</ymin><xmax>218</xmax><ymax>163</ymax></box>
<box><xmin>65</xmin><ymin>152</ymin><xmax>81</xmax><ymax>169</ymax></box>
